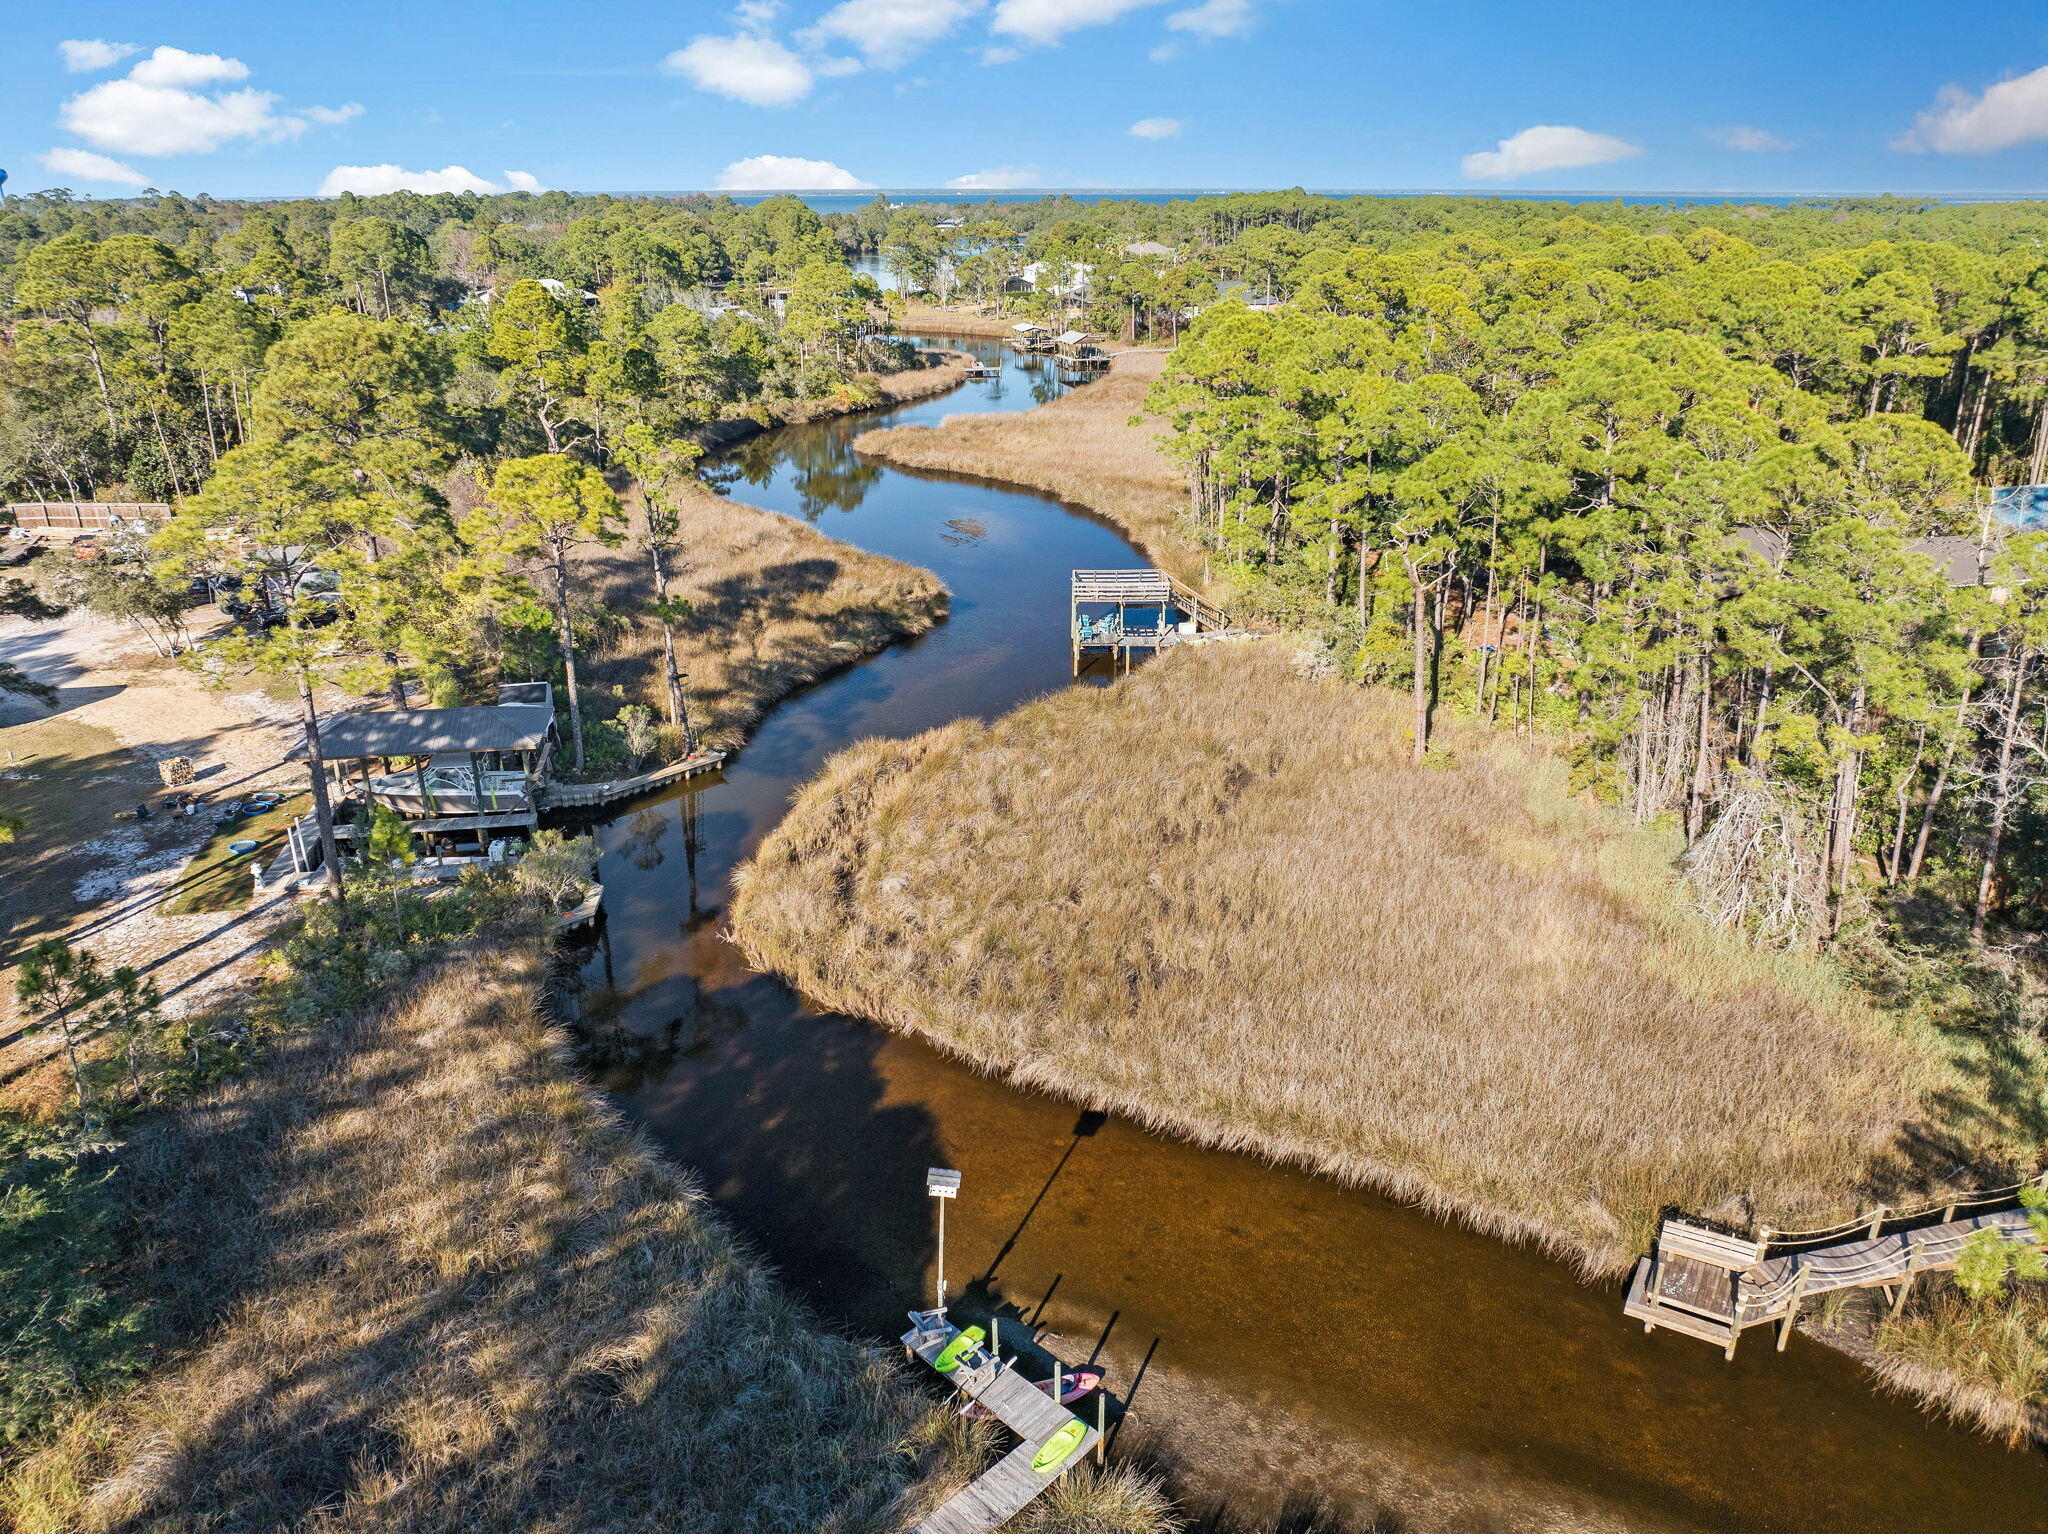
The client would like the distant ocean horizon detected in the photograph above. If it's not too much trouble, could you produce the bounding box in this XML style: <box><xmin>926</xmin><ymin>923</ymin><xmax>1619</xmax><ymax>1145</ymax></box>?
<box><xmin>628</xmin><ymin>187</ymin><xmax>2048</xmax><ymax>212</ymax></box>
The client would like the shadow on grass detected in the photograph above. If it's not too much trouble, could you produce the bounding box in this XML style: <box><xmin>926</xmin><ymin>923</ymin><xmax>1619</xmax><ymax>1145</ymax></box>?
<box><xmin>49</xmin><ymin>934</ymin><xmax>965</xmax><ymax>1533</ymax></box>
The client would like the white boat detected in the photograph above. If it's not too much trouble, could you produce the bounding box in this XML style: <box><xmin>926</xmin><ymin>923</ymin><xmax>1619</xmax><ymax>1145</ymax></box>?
<box><xmin>366</xmin><ymin>756</ymin><xmax>533</xmax><ymax>816</ymax></box>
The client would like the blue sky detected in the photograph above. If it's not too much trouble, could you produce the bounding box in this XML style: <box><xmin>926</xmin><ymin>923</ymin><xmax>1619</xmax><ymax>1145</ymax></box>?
<box><xmin>6</xmin><ymin>1</ymin><xmax>2048</xmax><ymax>200</ymax></box>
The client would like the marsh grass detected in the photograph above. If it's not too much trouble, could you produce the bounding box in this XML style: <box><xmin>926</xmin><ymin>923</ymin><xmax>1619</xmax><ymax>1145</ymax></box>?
<box><xmin>853</xmin><ymin>352</ymin><xmax>1205</xmax><ymax>588</ymax></box>
<box><xmin>1</xmin><ymin>914</ymin><xmax>991</xmax><ymax>1532</ymax></box>
<box><xmin>734</xmin><ymin>640</ymin><xmax>1958</xmax><ymax>1277</ymax></box>
<box><xmin>1871</xmin><ymin>1277</ymin><xmax>2048</xmax><ymax>1446</ymax></box>
<box><xmin>579</xmin><ymin>478</ymin><xmax>949</xmax><ymax>752</ymax></box>
<box><xmin>895</xmin><ymin>306</ymin><xmax>1021</xmax><ymax>339</ymax></box>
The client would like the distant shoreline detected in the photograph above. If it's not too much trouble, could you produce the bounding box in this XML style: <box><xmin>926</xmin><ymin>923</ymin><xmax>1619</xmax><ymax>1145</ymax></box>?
<box><xmin>76</xmin><ymin>187</ymin><xmax>2048</xmax><ymax>208</ymax></box>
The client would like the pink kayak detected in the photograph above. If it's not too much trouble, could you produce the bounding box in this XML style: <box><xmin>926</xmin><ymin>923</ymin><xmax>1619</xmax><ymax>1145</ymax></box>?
<box><xmin>963</xmin><ymin>1367</ymin><xmax>1103</xmax><ymax>1420</ymax></box>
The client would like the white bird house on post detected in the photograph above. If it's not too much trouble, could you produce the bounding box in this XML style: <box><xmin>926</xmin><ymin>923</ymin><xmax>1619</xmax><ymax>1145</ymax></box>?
<box><xmin>927</xmin><ymin>1167</ymin><xmax>961</xmax><ymax>1311</ymax></box>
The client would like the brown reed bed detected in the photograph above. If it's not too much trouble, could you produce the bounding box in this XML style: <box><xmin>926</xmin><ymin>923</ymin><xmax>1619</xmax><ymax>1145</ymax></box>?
<box><xmin>1</xmin><ymin>915</ymin><xmax>992</xmax><ymax>1533</ymax></box>
<box><xmin>852</xmin><ymin>352</ymin><xmax>1205</xmax><ymax>588</ymax></box>
<box><xmin>578</xmin><ymin>477</ymin><xmax>950</xmax><ymax>752</ymax></box>
<box><xmin>733</xmin><ymin>639</ymin><xmax>1958</xmax><ymax>1281</ymax></box>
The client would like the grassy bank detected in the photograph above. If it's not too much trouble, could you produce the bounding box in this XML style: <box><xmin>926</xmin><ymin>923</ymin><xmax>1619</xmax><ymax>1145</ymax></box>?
<box><xmin>157</xmin><ymin>792</ymin><xmax>307</xmax><ymax>915</ymax></box>
<box><xmin>852</xmin><ymin>351</ymin><xmax>1206</xmax><ymax>589</ymax></box>
<box><xmin>576</xmin><ymin>477</ymin><xmax>950</xmax><ymax>756</ymax></box>
<box><xmin>2</xmin><ymin>897</ymin><xmax>993</xmax><ymax>1532</ymax></box>
<box><xmin>733</xmin><ymin>639</ymin><xmax>1980</xmax><ymax>1280</ymax></box>
<box><xmin>894</xmin><ymin>305</ymin><xmax>1021</xmax><ymax>339</ymax></box>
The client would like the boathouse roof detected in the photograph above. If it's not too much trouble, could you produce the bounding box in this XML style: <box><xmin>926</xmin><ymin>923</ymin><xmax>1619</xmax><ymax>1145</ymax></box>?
<box><xmin>290</xmin><ymin>704</ymin><xmax>556</xmax><ymax>762</ymax></box>
<box><xmin>1731</xmin><ymin>524</ymin><xmax>1995</xmax><ymax>588</ymax></box>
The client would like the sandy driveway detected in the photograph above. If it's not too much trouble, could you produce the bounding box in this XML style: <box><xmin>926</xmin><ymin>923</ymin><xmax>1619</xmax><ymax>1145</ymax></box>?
<box><xmin>0</xmin><ymin>605</ymin><xmax>311</xmax><ymax>1100</ymax></box>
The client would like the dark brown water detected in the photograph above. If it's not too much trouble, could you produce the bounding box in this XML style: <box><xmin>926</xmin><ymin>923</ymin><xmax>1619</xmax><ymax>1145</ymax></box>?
<box><xmin>562</xmin><ymin>334</ymin><xmax>2048</xmax><ymax>1533</ymax></box>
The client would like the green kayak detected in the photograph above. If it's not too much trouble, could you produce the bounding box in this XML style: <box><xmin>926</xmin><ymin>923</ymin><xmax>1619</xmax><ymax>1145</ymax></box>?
<box><xmin>1032</xmin><ymin>1419</ymin><xmax>1088</xmax><ymax>1474</ymax></box>
<box><xmin>930</xmin><ymin>1325</ymin><xmax>985</xmax><ymax>1375</ymax></box>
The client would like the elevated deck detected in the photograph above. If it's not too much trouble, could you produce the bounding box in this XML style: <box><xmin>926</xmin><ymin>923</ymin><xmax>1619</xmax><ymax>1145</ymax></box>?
<box><xmin>1071</xmin><ymin>568</ymin><xmax>1234</xmax><ymax>674</ymax></box>
<box><xmin>903</xmin><ymin>1312</ymin><xmax>1100</xmax><ymax>1534</ymax></box>
<box><xmin>1628</xmin><ymin>1174</ymin><xmax>2048</xmax><ymax>1357</ymax></box>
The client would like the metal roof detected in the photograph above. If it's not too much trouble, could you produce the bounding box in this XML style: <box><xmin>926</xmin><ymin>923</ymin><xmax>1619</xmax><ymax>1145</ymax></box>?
<box><xmin>496</xmin><ymin>680</ymin><xmax>554</xmax><ymax>707</ymax></box>
<box><xmin>291</xmin><ymin>704</ymin><xmax>555</xmax><ymax>762</ymax></box>
<box><xmin>1073</xmin><ymin>568</ymin><xmax>1173</xmax><ymax>602</ymax></box>
<box><xmin>1910</xmin><ymin>534</ymin><xmax>1992</xmax><ymax>587</ymax></box>
<box><xmin>1730</xmin><ymin>524</ymin><xmax>1991</xmax><ymax>588</ymax></box>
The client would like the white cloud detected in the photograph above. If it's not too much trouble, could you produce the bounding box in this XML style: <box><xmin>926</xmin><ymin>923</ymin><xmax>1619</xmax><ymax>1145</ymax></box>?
<box><xmin>805</xmin><ymin>0</ymin><xmax>984</xmax><ymax>67</ymax></box>
<box><xmin>126</xmin><ymin>46</ymin><xmax>249</xmax><ymax>88</ymax></box>
<box><xmin>301</xmin><ymin>103</ymin><xmax>365</xmax><ymax>127</ymax></box>
<box><xmin>58</xmin><ymin>39</ymin><xmax>139</xmax><ymax>73</ymax></box>
<box><xmin>1708</xmin><ymin>124</ymin><xmax>1790</xmax><ymax>152</ymax></box>
<box><xmin>947</xmin><ymin>164</ymin><xmax>1040</xmax><ymax>188</ymax></box>
<box><xmin>1895</xmin><ymin>63</ymin><xmax>2048</xmax><ymax>153</ymax></box>
<box><xmin>1129</xmin><ymin>116</ymin><xmax>1181</xmax><ymax>139</ymax></box>
<box><xmin>1460</xmin><ymin>124</ymin><xmax>1639</xmax><ymax>180</ymax></box>
<box><xmin>991</xmin><ymin>0</ymin><xmax>1166</xmax><ymax>46</ymax></box>
<box><xmin>1148</xmin><ymin>41</ymin><xmax>1182</xmax><ymax>61</ymax></box>
<box><xmin>714</xmin><ymin>154</ymin><xmax>873</xmax><ymax>189</ymax></box>
<box><xmin>664</xmin><ymin>33</ymin><xmax>816</xmax><ymax>106</ymax></box>
<box><xmin>63</xmin><ymin>80</ymin><xmax>297</xmax><ymax>156</ymax></box>
<box><xmin>38</xmin><ymin>147</ymin><xmax>151</xmax><ymax>187</ymax></box>
<box><xmin>319</xmin><ymin>164</ymin><xmax>545</xmax><ymax>196</ymax></box>
<box><xmin>1165</xmin><ymin>0</ymin><xmax>1254</xmax><ymax>37</ymax></box>
<box><xmin>981</xmin><ymin>45</ymin><xmax>1023</xmax><ymax>63</ymax></box>
<box><xmin>56</xmin><ymin>48</ymin><xmax>359</xmax><ymax>157</ymax></box>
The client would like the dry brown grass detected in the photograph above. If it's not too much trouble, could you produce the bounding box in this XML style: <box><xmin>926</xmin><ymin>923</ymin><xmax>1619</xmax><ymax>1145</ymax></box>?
<box><xmin>733</xmin><ymin>640</ymin><xmax>1952</xmax><ymax>1277</ymax></box>
<box><xmin>852</xmin><ymin>352</ymin><xmax>1205</xmax><ymax>589</ymax></box>
<box><xmin>895</xmin><ymin>306</ymin><xmax>1022</xmax><ymax>340</ymax></box>
<box><xmin>1870</xmin><ymin>1278</ymin><xmax>2048</xmax><ymax>1446</ymax></box>
<box><xmin>1</xmin><ymin>914</ymin><xmax>989</xmax><ymax>1533</ymax></box>
<box><xmin>580</xmin><ymin>478</ymin><xmax>949</xmax><ymax>752</ymax></box>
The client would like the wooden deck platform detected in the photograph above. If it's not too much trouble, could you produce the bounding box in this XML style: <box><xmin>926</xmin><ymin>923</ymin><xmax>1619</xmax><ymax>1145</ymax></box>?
<box><xmin>903</xmin><ymin>1312</ymin><xmax>1100</xmax><ymax>1534</ymax></box>
<box><xmin>1627</xmin><ymin>1180</ymin><xmax>2048</xmax><ymax>1357</ymax></box>
<box><xmin>541</xmin><ymin>750</ymin><xmax>726</xmax><ymax>810</ymax></box>
<box><xmin>1071</xmin><ymin>568</ymin><xmax>1234</xmax><ymax>673</ymax></box>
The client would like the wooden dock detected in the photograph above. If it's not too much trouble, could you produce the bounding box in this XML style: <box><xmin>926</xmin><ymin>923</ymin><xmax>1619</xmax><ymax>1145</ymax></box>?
<box><xmin>1071</xmin><ymin>568</ymin><xmax>1234</xmax><ymax>673</ymax></box>
<box><xmin>902</xmin><ymin>1312</ymin><xmax>1100</xmax><ymax>1534</ymax></box>
<box><xmin>1627</xmin><ymin>1172</ymin><xmax>2048</xmax><ymax>1356</ymax></box>
<box><xmin>541</xmin><ymin>750</ymin><xmax>725</xmax><ymax>810</ymax></box>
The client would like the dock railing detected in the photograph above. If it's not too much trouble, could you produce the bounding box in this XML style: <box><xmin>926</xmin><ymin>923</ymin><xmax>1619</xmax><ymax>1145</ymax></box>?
<box><xmin>1755</xmin><ymin>1167</ymin><xmax>2048</xmax><ymax>1250</ymax></box>
<box><xmin>1630</xmin><ymin>1168</ymin><xmax>2048</xmax><ymax>1357</ymax></box>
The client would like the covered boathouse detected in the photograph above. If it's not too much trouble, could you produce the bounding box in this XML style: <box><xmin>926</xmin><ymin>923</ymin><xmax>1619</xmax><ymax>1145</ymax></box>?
<box><xmin>282</xmin><ymin>683</ymin><xmax>558</xmax><ymax>875</ymax></box>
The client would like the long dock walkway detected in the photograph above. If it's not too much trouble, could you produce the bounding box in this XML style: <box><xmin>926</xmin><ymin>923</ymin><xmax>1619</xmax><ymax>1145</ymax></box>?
<box><xmin>539</xmin><ymin>750</ymin><xmax>725</xmax><ymax>810</ymax></box>
<box><xmin>1627</xmin><ymin>1172</ymin><xmax>2048</xmax><ymax>1357</ymax></box>
<box><xmin>902</xmin><ymin>1312</ymin><xmax>1100</xmax><ymax>1534</ymax></box>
